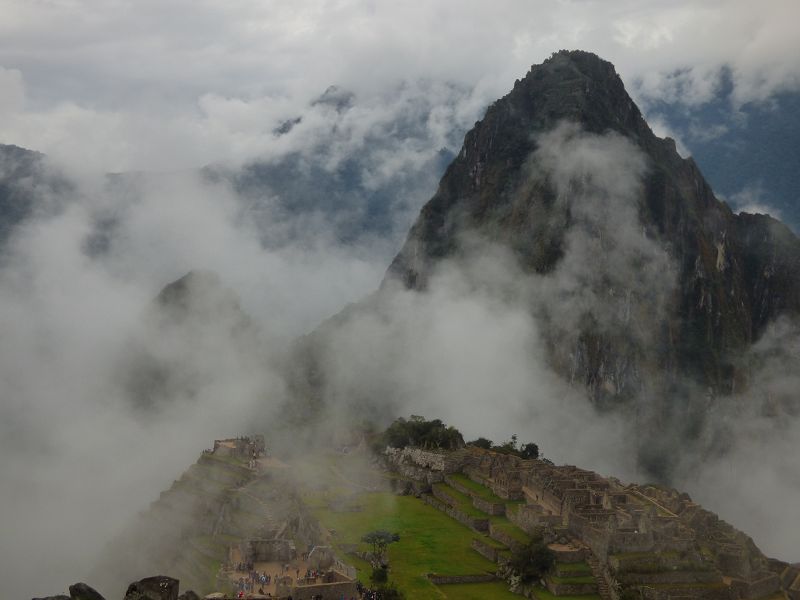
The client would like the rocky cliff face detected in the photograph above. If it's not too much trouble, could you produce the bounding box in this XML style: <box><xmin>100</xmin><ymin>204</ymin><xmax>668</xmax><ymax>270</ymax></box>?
<box><xmin>385</xmin><ymin>50</ymin><xmax>800</xmax><ymax>410</ymax></box>
<box><xmin>287</xmin><ymin>51</ymin><xmax>800</xmax><ymax>480</ymax></box>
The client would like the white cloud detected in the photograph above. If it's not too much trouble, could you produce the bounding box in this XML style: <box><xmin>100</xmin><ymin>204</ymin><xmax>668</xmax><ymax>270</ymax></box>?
<box><xmin>727</xmin><ymin>184</ymin><xmax>784</xmax><ymax>221</ymax></box>
<box><xmin>0</xmin><ymin>65</ymin><xmax>25</xmax><ymax>115</ymax></box>
<box><xmin>0</xmin><ymin>163</ymin><xmax>392</xmax><ymax>598</ymax></box>
<box><xmin>1</xmin><ymin>2</ymin><xmax>799</xmax><ymax>593</ymax></box>
<box><xmin>0</xmin><ymin>1</ymin><xmax>799</xmax><ymax>170</ymax></box>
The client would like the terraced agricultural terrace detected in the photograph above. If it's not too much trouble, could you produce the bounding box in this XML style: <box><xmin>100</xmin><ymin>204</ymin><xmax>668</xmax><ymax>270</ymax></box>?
<box><xmin>94</xmin><ymin>434</ymin><xmax>800</xmax><ymax>600</ymax></box>
<box><xmin>297</xmin><ymin>447</ymin><xmax>605</xmax><ymax>600</ymax></box>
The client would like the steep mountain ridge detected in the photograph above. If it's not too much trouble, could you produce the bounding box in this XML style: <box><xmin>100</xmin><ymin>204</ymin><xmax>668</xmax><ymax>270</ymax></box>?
<box><xmin>385</xmin><ymin>50</ymin><xmax>800</xmax><ymax>405</ymax></box>
<box><xmin>286</xmin><ymin>51</ymin><xmax>800</xmax><ymax>485</ymax></box>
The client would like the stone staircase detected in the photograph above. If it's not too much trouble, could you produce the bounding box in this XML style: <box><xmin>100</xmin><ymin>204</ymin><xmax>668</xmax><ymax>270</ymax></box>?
<box><xmin>586</xmin><ymin>552</ymin><xmax>613</xmax><ymax>600</ymax></box>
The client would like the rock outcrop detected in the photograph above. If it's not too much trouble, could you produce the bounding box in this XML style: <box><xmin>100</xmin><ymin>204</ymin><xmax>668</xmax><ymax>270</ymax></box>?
<box><xmin>33</xmin><ymin>576</ymin><xmax>193</xmax><ymax>600</ymax></box>
<box><xmin>67</xmin><ymin>583</ymin><xmax>107</xmax><ymax>600</ymax></box>
<box><xmin>123</xmin><ymin>576</ymin><xmax>179</xmax><ymax>600</ymax></box>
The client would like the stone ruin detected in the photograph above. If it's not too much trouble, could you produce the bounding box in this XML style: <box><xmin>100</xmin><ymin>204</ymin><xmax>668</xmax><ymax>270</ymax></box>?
<box><xmin>274</xmin><ymin>545</ymin><xmax>358</xmax><ymax>600</ymax></box>
<box><xmin>210</xmin><ymin>435</ymin><xmax>265</xmax><ymax>460</ymax></box>
<box><xmin>386</xmin><ymin>445</ymin><xmax>793</xmax><ymax>600</ymax></box>
<box><xmin>234</xmin><ymin>537</ymin><xmax>296</xmax><ymax>564</ymax></box>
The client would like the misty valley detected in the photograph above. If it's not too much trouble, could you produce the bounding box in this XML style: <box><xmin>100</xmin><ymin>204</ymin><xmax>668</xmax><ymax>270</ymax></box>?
<box><xmin>1</xmin><ymin>25</ymin><xmax>799</xmax><ymax>600</ymax></box>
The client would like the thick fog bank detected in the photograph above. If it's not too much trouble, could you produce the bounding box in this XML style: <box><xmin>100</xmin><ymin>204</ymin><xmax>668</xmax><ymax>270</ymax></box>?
<box><xmin>2</xmin><ymin>124</ymin><xmax>798</xmax><ymax>599</ymax></box>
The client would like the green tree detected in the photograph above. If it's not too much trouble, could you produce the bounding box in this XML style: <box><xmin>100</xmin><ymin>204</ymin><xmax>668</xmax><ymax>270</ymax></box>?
<box><xmin>381</xmin><ymin>416</ymin><xmax>464</xmax><ymax>450</ymax></box>
<box><xmin>468</xmin><ymin>437</ymin><xmax>493</xmax><ymax>449</ymax></box>
<box><xmin>362</xmin><ymin>530</ymin><xmax>400</xmax><ymax>566</ymax></box>
<box><xmin>370</xmin><ymin>566</ymin><xmax>388</xmax><ymax>584</ymax></box>
<box><xmin>520</xmin><ymin>442</ymin><xmax>539</xmax><ymax>459</ymax></box>
<box><xmin>509</xmin><ymin>541</ymin><xmax>556</xmax><ymax>583</ymax></box>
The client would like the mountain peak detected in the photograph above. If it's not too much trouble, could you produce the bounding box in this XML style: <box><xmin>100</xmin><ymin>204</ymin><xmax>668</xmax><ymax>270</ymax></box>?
<box><xmin>381</xmin><ymin>51</ymin><xmax>800</xmax><ymax>432</ymax></box>
<box><xmin>499</xmin><ymin>50</ymin><xmax>655</xmax><ymax>144</ymax></box>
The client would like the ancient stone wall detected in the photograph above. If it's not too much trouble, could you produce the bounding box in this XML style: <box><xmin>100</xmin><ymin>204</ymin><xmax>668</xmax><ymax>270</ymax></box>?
<box><xmin>488</xmin><ymin>522</ymin><xmax>525</xmax><ymax>553</ymax></box>
<box><xmin>718</xmin><ymin>551</ymin><xmax>749</xmax><ymax>577</ymax></box>
<box><xmin>443</xmin><ymin>474</ymin><xmax>507</xmax><ymax>515</ymax></box>
<box><xmin>424</xmin><ymin>493</ymin><xmax>489</xmax><ymax>532</ymax></box>
<box><xmin>548</xmin><ymin>545</ymin><xmax>586</xmax><ymax>564</ymax></box>
<box><xmin>471</xmin><ymin>538</ymin><xmax>500</xmax><ymax>563</ymax></box>
<box><xmin>651</xmin><ymin>537</ymin><xmax>696</xmax><ymax>555</ymax></box>
<box><xmin>617</xmin><ymin>570</ymin><xmax>723</xmax><ymax>585</ymax></box>
<box><xmin>639</xmin><ymin>585</ymin><xmax>732</xmax><ymax>600</ymax></box>
<box><xmin>523</xmin><ymin>481</ymin><xmax>563</xmax><ymax>515</ymax></box>
<box><xmin>385</xmin><ymin>447</ymin><xmax>468</xmax><ymax>473</ymax></box>
<box><xmin>742</xmin><ymin>574</ymin><xmax>782</xmax><ymax>600</ymax></box>
<box><xmin>473</xmin><ymin>496</ymin><xmax>506</xmax><ymax>516</ymax></box>
<box><xmin>241</xmin><ymin>539</ymin><xmax>294</xmax><ymax>563</ymax></box>
<box><xmin>427</xmin><ymin>574</ymin><xmax>497</xmax><ymax>585</ymax></box>
<box><xmin>283</xmin><ymin>579</ymin><xmax>357</xmax><ymax>600</ymax></box>
<box><xmin>443</xmin><ymin>474</ymin><xmax>472</xmax><ymax>495</ymax></box>
<box><xmin>307</xmin><ymin>545</ymin><xmax>334</xmax><ymax>569</ymax></box>
<box><xmin>608</xmin><ymin>530</ymin><xmax>655</xmax><ymax>554</ymax></box>
<box><xmin>546</xmin><ymin>580</ymin><xmax>598</xmax><ymax>595</ymax></box>
<box><xmin>507</xmin><ymin>503</ymin><xmax>560</xmax><ymax>536</ymax></box>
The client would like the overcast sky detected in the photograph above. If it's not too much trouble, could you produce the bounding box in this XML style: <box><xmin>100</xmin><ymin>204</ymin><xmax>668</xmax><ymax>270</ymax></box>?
<box><xmin>1</xmin><ymin>0</ymin><xmax>799</xmax><ymax>172</ymax></box>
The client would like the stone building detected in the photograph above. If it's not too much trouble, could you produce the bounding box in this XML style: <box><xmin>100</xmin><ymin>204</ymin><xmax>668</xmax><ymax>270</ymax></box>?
<box><xmin>212</xmin><ymin>435</ymin><xmax>266</xmax><ymax>459</ymax></box>
<box><xmin>387</xmin><ymin>445</ymin><xmax>788</xmax><ymax>600</ymax></box>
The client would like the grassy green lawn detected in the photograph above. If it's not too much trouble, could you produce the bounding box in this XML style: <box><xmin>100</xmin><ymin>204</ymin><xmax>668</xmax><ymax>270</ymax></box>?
<box><xmin>549</xmin><ymin>575</ymin><xmax>596</xmax><ymax>584</ymax></box>
<box><xmin>475</xmin><ymin>535</ymin><xmax>508</xmax><ymax>550</ymax></box>
<box><xmin>532</xmin><ymin>586</ymin><xmax>602</xmax><ymax>600</ymax></box>
<box><xmin>489</xmin><ymin>515</ymin><xmax>533</xmax><ymax>545</ymax></box>
<box><xmin>311</xmin><ymin>492</ymin><xmax>498</xmax><ymax>598</ymax></box>
<box><xmin>449</xmin><ymin>473</ymin><xmax>505</xmax><ymax>503</ymax></box>
<box><xmin>650</xmin><ymin>582</ymin><xmax>727</xmax><ymax>590</ymax></box>
<box><xmin>439</xmin><ymin>581</ymin><xmax>522</xmax><ymax>599</ymax></box>
<box><xmin>432</xmin><ymin>483</ymin><xmax>489</xmax><ymax>518</ymax></box>
<box><xmin>557</xmin><ymin>562</ymin><xmax>592</xmax><ymax>574</ymax></box>
<box><xmin>611</xmin><ymin>551</ymin><xmax>677</xmax><ymax>561</ymax></box>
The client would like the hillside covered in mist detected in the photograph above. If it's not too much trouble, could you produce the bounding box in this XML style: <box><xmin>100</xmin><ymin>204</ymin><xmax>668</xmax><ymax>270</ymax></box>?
<box><xmin>2</xmin><ymin>43</ymin><xmax>800</xmax><ymax>600</ymax></box>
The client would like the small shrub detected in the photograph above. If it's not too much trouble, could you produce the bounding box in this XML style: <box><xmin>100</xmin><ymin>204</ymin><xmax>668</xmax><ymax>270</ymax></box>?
<box><xmin>370</xmin><ymin>566</ymin><xmax>388</xmax><ymax>584</ymax></box>
<box><xmin>509</xmin><ymin>541</ymin><xmax>556</xmax><ymax>583</ymax></box>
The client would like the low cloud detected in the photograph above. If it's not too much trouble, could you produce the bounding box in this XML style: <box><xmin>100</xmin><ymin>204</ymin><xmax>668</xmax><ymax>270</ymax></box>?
<box><xmin>727</xmin><ymin>184</ymin><xmax>784</xmax><ymax>221</ymax></box>
<box><xmin>677</xmin><ymin>318</ymin><xmax>800</xmax><ymax>559</ymax></box>
<box><xmin>2</xmin><ymin>2</ymin><xmax>800</xmax><ymax>171</ymax></box>
<box><xmin>0</xmin><ymin>159</ymin><xmax>394</xmax><ymax>598</ymax></box>
<box><xmin>307</xmin><ymin>123</ymin><xmax>676</xmax><ymax>481</ymax></box>
<box><xmin>301</xmin><ymin>123</ymin><xmax>799</xmax><ymax>563</ymax></box>
<box><xmin>0</xmin><ymin>91</ymin><xmax>798</xmax><ymax>600</ymax></box>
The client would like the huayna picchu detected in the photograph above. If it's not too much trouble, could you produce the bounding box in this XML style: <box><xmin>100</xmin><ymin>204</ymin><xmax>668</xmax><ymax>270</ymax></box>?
<box><xmin>290</xmin><ymin>50</ymin><xmax>800</xmax><ymax>480</ymax></box>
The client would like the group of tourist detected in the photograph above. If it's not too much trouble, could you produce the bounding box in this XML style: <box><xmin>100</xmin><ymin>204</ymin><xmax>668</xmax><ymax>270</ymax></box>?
<box><xmin>355</xmin><ymin>581</ymin><xmax>394</xmax><ymax>599</ymax></box>
<box><xmin>299</xmin><ymin>567</ymin><xmax>330</xmax><ymax>584</ymax></box>
<box><xmin>236</xmin><ymin>568</ymin><xmax>275</xmax><ymax>596</ymax></box>
<box><xmin>358</xmin><ymin>588</ymin><xmax>391</xmax><ymax>599</ymax></box>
